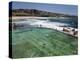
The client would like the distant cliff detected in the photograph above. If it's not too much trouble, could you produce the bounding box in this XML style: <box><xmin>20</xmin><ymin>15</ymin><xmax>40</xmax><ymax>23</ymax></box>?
<box><xmin>10</xmin><ymin>9</ymin><xmax>77</xmax><ymax>18</ymax></box>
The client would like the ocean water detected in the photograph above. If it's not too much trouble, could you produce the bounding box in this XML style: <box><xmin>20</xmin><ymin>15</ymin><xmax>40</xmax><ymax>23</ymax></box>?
<box><xmin>48</xmin><ymin>18</ymin><xmax>78</xmax><ymax>28</ymax></box>
<box><xmin>12</xmin><ymin>18</ymin><xmax>78</xmax><ymax>29</ymax></box>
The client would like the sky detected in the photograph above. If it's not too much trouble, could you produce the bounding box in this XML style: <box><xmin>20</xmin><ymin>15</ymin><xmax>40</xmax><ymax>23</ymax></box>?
<box><xmin>10</xmin><ymin>1</ymin><xmax>78</xmax><ymax>16</ymax></box>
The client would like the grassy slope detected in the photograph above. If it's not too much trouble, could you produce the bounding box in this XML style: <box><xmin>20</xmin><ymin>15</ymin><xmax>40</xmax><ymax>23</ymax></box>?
<box><xmin>11</xmin><ymin>28</ymin><xmax>78</xmax><ymax>58</ymax></box>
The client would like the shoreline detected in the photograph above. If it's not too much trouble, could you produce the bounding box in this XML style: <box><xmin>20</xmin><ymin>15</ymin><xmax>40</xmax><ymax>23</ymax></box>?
<box><xmin>10</xmin><ymin>16</ymin><xmax>70</xmax><ymax>20</ymax></box>
<box><xmin>11</xmin><ymin>16</ymin><xmax>78</xmax><ymax>38</ymax></box>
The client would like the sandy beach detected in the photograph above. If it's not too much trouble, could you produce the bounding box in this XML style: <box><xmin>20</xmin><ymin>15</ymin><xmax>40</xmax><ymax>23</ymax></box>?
<box><xmin>11</xmin><ymin>16</ymin><xmax>70</xmax><ymax>20</ymax></box>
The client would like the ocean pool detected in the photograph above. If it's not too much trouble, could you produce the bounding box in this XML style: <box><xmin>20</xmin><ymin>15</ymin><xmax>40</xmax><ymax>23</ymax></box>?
<box><xmin>11</xmin><ymin>28</ymin><xmax>78</xmax><ymax>58</ymax></box>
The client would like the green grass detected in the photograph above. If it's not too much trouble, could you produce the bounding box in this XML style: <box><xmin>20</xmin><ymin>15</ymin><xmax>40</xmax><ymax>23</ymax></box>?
<box><xmin>11</xmin><ymin>28</ymin><xmax>78</xmax><ymax>58</ymax></box>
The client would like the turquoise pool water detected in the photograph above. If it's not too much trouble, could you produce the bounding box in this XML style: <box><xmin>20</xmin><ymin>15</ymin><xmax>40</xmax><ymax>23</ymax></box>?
<box><xmin>11</xmin><ymin>28</ymin><xmax>78</xmax><ymax>58</ymax></box>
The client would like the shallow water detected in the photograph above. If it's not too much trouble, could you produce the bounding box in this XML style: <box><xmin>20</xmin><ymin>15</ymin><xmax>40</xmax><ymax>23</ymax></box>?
<box><xmin>11</xmin><ymin>28</ymin><xmax>78</xmax><ymax>58</ymax></box>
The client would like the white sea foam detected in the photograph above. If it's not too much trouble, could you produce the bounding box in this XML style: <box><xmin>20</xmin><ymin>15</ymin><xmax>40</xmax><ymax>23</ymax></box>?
<box><xmin>12</xmin><ymin>17</ymin><xmax>78</xmax><ymax>32</ymax></box>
